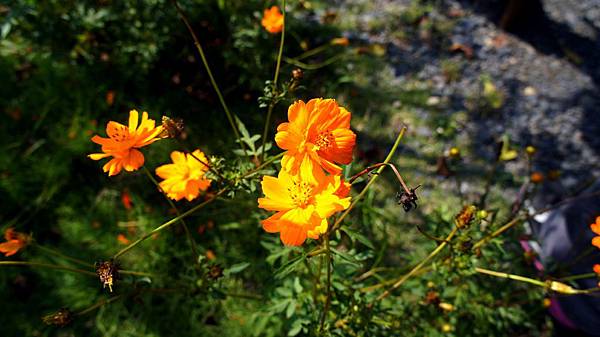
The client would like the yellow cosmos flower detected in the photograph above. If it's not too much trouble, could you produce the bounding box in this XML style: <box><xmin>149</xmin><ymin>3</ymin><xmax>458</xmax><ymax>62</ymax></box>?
<box><xmin>261</xmin><ymin>6</ymin><xmax>284</xmax><ymax>34</ymax></box>
<box><xmin>275</xmin><ymin>99</ymin><xmax>356</xmax><ymax>179</ymax></box>
<box><xmin>258</xmin><ymin>161</ymin><xmax>351</xmax><ymax>246</ymax></box>
<box><xmin>89</xmin><ymin>110</ymin><xmax>163</xmax><ymax>176</ymax></box>
<box><xmin>155</xmin><ymin>150</ymin><xmax>211</xmax><ymax>201</ymax></box>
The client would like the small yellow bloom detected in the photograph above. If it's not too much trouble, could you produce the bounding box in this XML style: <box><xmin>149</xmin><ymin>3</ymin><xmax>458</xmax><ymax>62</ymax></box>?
<box><xmin>89</xmin><ymin>110</ymin><xmax>163</xmax><ymax>176</ymax></box>
<box><xmin>258</xmin><ymin>161</ymin><xmax>351</xmax><ymax>246</ymax></box>
<box><xmin>261</xmin><ymin>6</ymin><xmax>284</xmax><ymax>34</ymax></box>
<box><xmin>155</xmin><ymin>150</ymin><xmax>212</xmax><ymax>202</ymax></box>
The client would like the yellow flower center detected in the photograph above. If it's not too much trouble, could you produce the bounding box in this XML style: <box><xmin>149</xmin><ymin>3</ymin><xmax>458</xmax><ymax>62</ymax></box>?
<box><xmin>288</xmin><ymin>181</ymin><xmax>313</xmax><ymax>208</ymax></box>
<box><xmin>110</xmin><ymin>125</ymin><xmax>131</xmax><ymax>142</ymax></box>
<box><xmin>314</xmin><ymin>131</ymin><xmax>335</xmax><ymax>151</ymax></box>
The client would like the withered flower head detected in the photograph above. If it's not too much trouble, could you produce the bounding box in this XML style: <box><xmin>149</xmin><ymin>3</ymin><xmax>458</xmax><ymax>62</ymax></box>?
<box><xmin>95</xmin><ymin>260</ymin><xmax>118</xmax><ymax>292</ymax></box>
<box><xmin>42</xmin><ymin>308</ymin><xmax>73</xmax><ymax>327</ymax></box>
<box><xmin>207</xmin><ymin>264</ymin><xmax>224</xmax><ymax>280</ymax></box>
<box><xmin>396</xmin><ymin>186</ymin><xmax>420</xmax><ymax>212</ymax></box>
<box><xmin>424</xmin><ymin>290</ymin><xmax>440</xmax><ymax>305</ymax></box>
<box><xmin>160</xmin><ymin>116</ymin><xmax>186</xmax><ymax>139</ymax></box>
<box><xmin>455</xmin><ymin>205</ymin><xmax>477</xmax><ymax>229</ymax></box>
<box><xmin>292</xmin><ymin>68</ymin><xmax>303</xmax><ymax>80</ymax></box>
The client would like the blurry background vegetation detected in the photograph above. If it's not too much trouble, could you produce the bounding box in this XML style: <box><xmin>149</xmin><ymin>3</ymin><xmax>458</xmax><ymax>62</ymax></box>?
<box><xmin>1</xmin><ymin>0</ymin><xmax>584</xmax><ymax>336</ymax></box>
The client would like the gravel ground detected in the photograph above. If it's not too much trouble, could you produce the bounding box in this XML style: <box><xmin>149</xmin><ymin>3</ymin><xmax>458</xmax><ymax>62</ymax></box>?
<box><xmin>342</xmin><ymin>0</ymin><xmax>600</xmax><ymax>203</ymax></box>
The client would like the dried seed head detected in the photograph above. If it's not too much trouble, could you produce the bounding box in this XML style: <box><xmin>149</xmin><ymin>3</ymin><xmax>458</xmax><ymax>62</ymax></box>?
<box><xmin>160</xmin><ymin>116</ymin><xmax>186</xmax><ymax>139</ymax></box>
<box><xmin>424</xmin><ymin>290</ymin><xmax>440</xmax><ymax>305</ymax></box>
<box><xmin>207</xmin><ymin>264</ymin><xmax>224</xmax><ymax>280</ymax></box>
<box><xmin>95</xmin><ymin>260</ymin><xmax>118</xmax><ymax>292</ymax></box>
<box><xmin>292</xmin><ymin>68</ymin><xmax>303</xmax><ymax>80</ymax></box>
<box><xmin>455</xmin><ymin>205</ymin><xmax>477</xmax><ymax>229</ymax></box>
<box><xmin>42</xmin><ymin>308</ymin><xmax>73</xmax><ymax>327</ymax></box>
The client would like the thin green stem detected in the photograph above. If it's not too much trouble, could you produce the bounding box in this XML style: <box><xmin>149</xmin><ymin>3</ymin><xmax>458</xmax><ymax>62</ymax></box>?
<box><xmin>475</xmin><ymin>267</ymin><xmax>546</xmax><ymax>287</ymax></box>
<box><xmin>241</xmin><ymin>152</ymin><xmax>284</xmax><ymax>179</ymax></box>
<box><xmin>260</xmin><ymin>0</ymin><xmax>286</xmax><ymax>163</ymax></box>
<box><xmin>173</xmin><ymin>0</ymin><xmax>247</xmax><ymax>154</ymax></box>
<box><xmin>559</xmin><ymin>272</ymin><xmax>597</xmax><ymax>282</ymax></box>
<box><xmin>329</xmin><ymin>127</ymin><xmax>407</xmax><ymax>234</ymax></box>
<box><xmin>283</xmin><ymin>54</ymin><xmax>344</xmax><ymax>70</ymax></box>
<box><xmin>0</xmin><ymin>261</ymin><xmax>96</xmax><ymax>276</ymax></box>
<box><xmin>113</xmin><ymin>188</ymin><xmax>227</xmax><ymax>260</ymax></box>
<box><xmin>376</xmin><ymin>226</ymin><xmax>459</xmax><ymax>301</ymax></box>
<box><xmin>34</xmin><ymin>243</ymin><xmax>92</xmax><ymax>268</ymax></box>
<box><xmin>119</xmin><ymin>270</ymin><xmax>155</xmax><ymax>277</ymax></box>
<box><xmin>142</xmin><ymin>166</ymin><xmax>200</xmax><ymax>266</ymax></box>
<box><xmin>75</xmin><ymin>295</ymin><xmax>124</xmax><ymax>316</ymax></box>
<box><xmin>319</xmin><ymin>235</ymin><xmax>332</xmax><ymax>332</ymax></box>
<box><xmin>293</xmin><ymin>43</ymin><xmax>330</xmax><ymax>61</ymax></box>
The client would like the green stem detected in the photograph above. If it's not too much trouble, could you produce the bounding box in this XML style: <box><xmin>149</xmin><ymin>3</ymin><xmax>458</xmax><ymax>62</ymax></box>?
<box><xmin>113</xmin><ymin>188</ymin><xmax>227</xmax><ymax>260</ymax></box>
<box><xmin>142</xmin><ymin>166</ymin><xmax>200</xmax><ymax>266</ymax></box>
<box><xmin>475</xmin><ymin>267</ymin><xmax>546</xmax><ymax>287</ymax></box>
<box><xmin>318</xmin><ymin>235</ymin><xmax>332</xmax><ymax>332</ymax></box>
<box><xmin>241</xmin><ymin>152</ymin><xmax>284</xmax><ymax>179</ymax></box>
<box><xmin>34</xmin><ymin>243</ymin><xmax>92</xmax><ymax>268</ymax></box>
<box><xmin>173</xmin><ymin>0</ymin><xmax>247</xmax><ymax>155</ymax></box>
<box><xmin>119</xmin><ymin>270</ymin><xmax>155</xmax><ymax>277</ymax></box>
<box><xmin>329</xmin><ymin>127</ymin><xmax>407</xmax><ymax>234</ymax></box>
<box><xmin>559</xmin><ymin>272</ymin><xmax>597</xmax><ymax>282</ymax></box>
<box><xmin>0</xmin><ymin>261</ymin><xmax>96</xmax><ymax>276</ymax></box>
<box><xmin>75</xmin><ymin>294</ymin><xmax>124</xmax><ymax>316</ymax></box>
<box><xmin>260</xmin><ymin>0</ymin><xmax>286</xmax><ymax>163</ymax></box>
<box><xmin>283</xmin><ymin>54</ymin><xmax>344</xmax><ymax>70</ymax></box>
<box><xmin>293</xmin><ymin>43</ymin><xmax>330</xmax><ymax>61</ymax></box>
<box><xmin>376</xmin><ymin>226</ymin><xmax>459</xmax><ymax>300</ymax></box>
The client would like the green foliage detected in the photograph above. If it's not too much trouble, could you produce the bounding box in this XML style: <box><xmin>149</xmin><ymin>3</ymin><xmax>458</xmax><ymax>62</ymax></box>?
<box><xmin>0</xmin><ymin>1</ymin><xmax>561</xmax><ymax>336</ymax></box>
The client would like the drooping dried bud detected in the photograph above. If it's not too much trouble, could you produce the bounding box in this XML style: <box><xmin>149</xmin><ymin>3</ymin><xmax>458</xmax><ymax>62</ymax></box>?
<box><xmin>207</xmin><ymin>264</ymin><xmax>224</xmax><ymax>280</ymax></box>
<box><xmin>455</xmin><ymin>205</ymin><xmax>477</xmax><ymax>229</ymax></box>
<box><xmin>42</xmin><ymin>308</ymin><xmax>73</xmax><ymax>327</ymax></box>
<box><xmin>160</xmin><ymin>116</ymin><xmax>186</xmax><ymax>139</ymax></box>
<box><xmin>95</xmin><ymin>260</ymin><xmax>118</xmax><ymax>292</ymax></box>
<box><xmin>396</xmin><ymin>186</ymin><xmax>420</xmax><ymax>212</ymax></box>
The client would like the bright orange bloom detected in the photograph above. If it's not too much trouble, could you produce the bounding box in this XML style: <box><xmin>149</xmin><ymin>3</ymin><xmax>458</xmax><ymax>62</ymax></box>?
<box><xmin>258</xmin><ymin>161</ymin><xmax>351</xmax><ymax>246</ymax></box>
<box><xmin>155</xmin><ymin>150</ymin><xmax>212</xmax><ymax>201</ymax></box>
<box><xmin>0</xmin><ymin>228</ymin><xmax>30</xmax><ymax>257</ymax></box>
<box><xmin>330</xmin><ymin>37</ymin><xmax>350</xmax><ymax>46</ymax></box>
<box><xmin>261</xmin><ymin>6</ymin><xmax>284</xmax><ymax>34</ymax></box>
<box><xmin>275</xmin><ymin>99</ymin><xmax>356</xmax><ymax>178</ymax></box>
<box><xmin>594</xmin><ymin>264</ymin><xmax>600</xmax><ymax>274</ymax></box>
<box><xmin>591</xmin><ymin>216</ymin><xmax>600</xmax><ymax>249</ymax></box>
<box><xmin>89</xmin><ymin>110</ymin><xmax>163</xmax><ymax>176</ymax></box>
<box><xmin>117</xmin><ymin>234</ymin><xmax>130</xmax><ymax>245</ymax></box>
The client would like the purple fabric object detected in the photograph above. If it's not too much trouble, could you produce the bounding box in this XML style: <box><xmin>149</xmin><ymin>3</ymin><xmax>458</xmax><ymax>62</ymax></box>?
<box><xmin>530</xmin><ymin>181</ymin><xmax>600</xmax><ymax>335</ymax></box>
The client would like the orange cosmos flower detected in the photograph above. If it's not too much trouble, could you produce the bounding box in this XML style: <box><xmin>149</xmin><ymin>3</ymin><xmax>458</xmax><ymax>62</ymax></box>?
<box><xmin>0</xmin><ymin>228</ymin><xmax>30</xmax><ymax>257</ymax></box>
<box><xmin>275</xmin><ymin>98</ymin><xmax>356</xmax><ymax>178</ymax></box>
<box><xmin>89</xmin><ymin>110</ymin><xmax>163</xmax><ymax>176</ymax></box>
<box><xmin>258</xmin><ymin>161</ymin><xmax>351</xmax><ymax>246</ymax></box>
<box><xmin>155</xmin><ymin>150</ymin><xmax>212</xmax><ymax>201</ymax></box>
<box><xmin>591</xmin><ymin>216</ymin><xmax>600</xmax><ymax>249</ymax></box>
<box><xmin>594</xmin><ymin>264</ymin><xmax>600</xmax><ymax>274</ymax></box>
<box><xmin>261</xmin><ymin>6</ymin><xmax>284</xmax><ymax>34</ymax></box>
